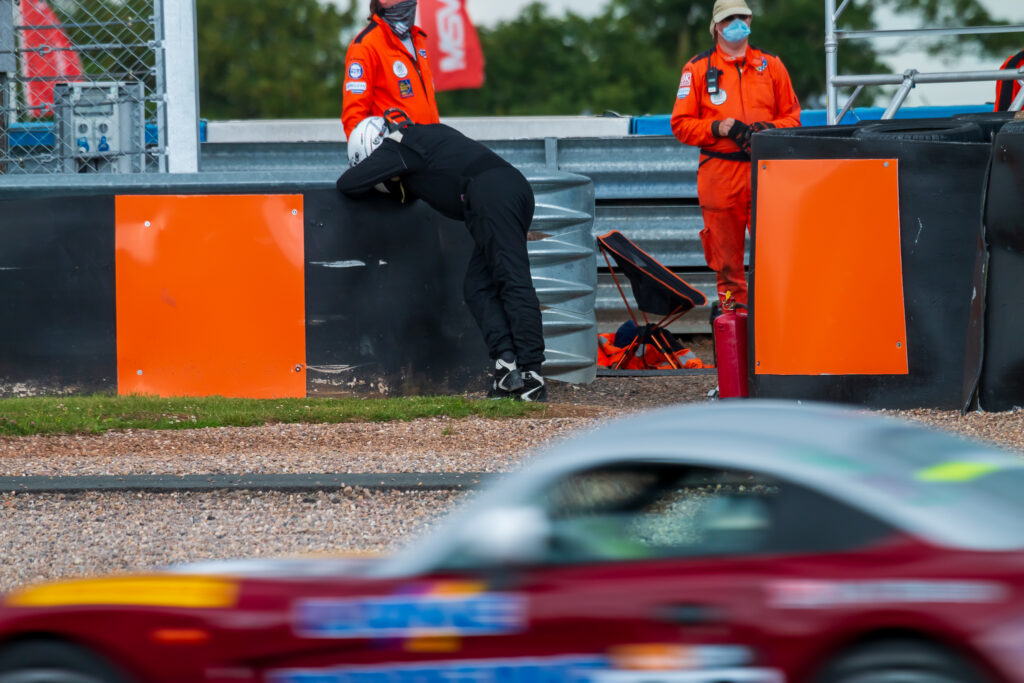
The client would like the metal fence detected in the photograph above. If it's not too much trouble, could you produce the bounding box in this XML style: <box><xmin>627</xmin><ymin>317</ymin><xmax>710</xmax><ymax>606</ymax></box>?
<box><xmin>824</xmin><ymin>0</ymin><xmax>1024</xmax><ymax>123</ymax></box>
<box><xmin>0</xmin><ymin>0</ymin><xmax>165</xmax><ymax>174</ymax></box>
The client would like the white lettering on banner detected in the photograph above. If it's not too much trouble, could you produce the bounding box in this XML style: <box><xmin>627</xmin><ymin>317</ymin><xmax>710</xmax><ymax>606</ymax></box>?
<box><xmin>437</xmin><ymin>0</ymin><xmax>466</xmax><ymax>73</ymax></box>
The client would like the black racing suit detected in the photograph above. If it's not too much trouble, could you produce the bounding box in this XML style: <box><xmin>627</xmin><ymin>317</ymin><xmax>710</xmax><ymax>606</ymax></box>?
<box><xmin>336</xmin><ymin>123</ymin><xmax>545</xmax><ymax>370</ymax></box>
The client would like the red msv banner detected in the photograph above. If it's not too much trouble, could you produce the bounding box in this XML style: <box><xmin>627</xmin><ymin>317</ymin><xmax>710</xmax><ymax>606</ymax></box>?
<box><xmin>418</xmin><ymin>0</ymin><xmax>485</xmax><ymax>91</ymax></box>
<box><xmin>18</xmin><ymin>0</ymin><xmax>84</xmax><ymax>117</ymax></box>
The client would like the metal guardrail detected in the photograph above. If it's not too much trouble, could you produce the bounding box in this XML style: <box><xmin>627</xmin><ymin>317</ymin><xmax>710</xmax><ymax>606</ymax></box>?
<box><xmin>1</xmin><ymin>129</ymin><xmax>726</xmax><ymax>336</ymax></box>
<box><xmin>195</xmin><ymin>134</ymin><xmax>714</xmax><ymax>334</ymax></box>
<box><xmin>201</xmin><ymin>136</ymin><xmax>701</xmax><ymax>203</ymax></box>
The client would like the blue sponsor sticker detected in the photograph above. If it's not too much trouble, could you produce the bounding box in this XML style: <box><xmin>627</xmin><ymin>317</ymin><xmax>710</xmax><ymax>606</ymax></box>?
<box><xmin>293</xmin><ymin>593</ymin><xmax>526</xmax><ymax>638</ymax></box>
<box><xmin>398</xmin><ymin>78</ymin><xmax>414</xmax><ymax>99</ymax></box>
<box><xmin>269</xmin><ymin>655</ymin><xmax>607</xmax><ymax>683</ymax></box>
<box><xmin>348</xmin><ymin>62</ymin><xmax>364</xmax><ymax>79</ymax></box>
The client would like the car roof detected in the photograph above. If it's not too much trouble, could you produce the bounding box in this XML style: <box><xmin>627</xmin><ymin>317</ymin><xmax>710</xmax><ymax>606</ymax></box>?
<box><xmin>390</xmin><ymin>401</ymin><xmax>1024</xmax><ymax>573</ymax></box>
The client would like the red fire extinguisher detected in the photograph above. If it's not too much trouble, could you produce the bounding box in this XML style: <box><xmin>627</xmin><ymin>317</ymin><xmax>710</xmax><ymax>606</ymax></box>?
<box><xmin>713</xmin><ymin>304</ymin><xmax>749</xmax><ymax>398</ymax></box>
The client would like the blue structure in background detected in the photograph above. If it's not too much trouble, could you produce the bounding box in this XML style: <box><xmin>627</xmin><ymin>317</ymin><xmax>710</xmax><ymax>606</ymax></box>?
<box><xmin>7</xmin><ymin>120</ymin><xmax>208</xmax><ymax>148</ymax></box>
<box><xmin>629</xmin><ymin>104</ymin><xmax>993</xmax><ymax>135</ymax></box>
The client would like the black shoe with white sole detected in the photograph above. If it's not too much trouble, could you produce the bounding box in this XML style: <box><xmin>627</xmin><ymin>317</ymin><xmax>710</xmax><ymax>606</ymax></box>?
<box><xmin>488</xmin><ymin>358</ymin><xmax>524</xmax><ymax>399</ymax></box>
<box><xmin>518</xmin><ymin>370</ymin><xmax>548</xmax><ymax>403</ymax></box>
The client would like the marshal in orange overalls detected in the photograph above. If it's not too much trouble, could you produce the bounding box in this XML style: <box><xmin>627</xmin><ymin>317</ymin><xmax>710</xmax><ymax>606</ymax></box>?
<box><xmin>671</xmin><ymin>44</ymin><xmax>800</xmax><ymax>307</ymax></box>
<box><xmin>995</xmin><ymin>49</ymin><xmax>1024</xmax><ymax>112</ymax></box>
<box><xmin>342</xmin><ymin>14</ymin><xmax>440</xmax><ymax>136</ymax></box>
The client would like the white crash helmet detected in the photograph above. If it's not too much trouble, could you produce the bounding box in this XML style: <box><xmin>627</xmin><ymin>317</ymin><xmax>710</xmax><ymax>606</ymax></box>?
<box><xmin>347</xmin><ymin>116</ymin><xmax>387</xmax><ymax>166</ymax></box>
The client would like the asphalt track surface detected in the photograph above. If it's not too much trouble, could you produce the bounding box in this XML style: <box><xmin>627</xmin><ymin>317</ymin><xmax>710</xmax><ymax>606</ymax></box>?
<box><xmin>0</xmin><ymin>472</ymin><xmax>494</xmax><ymax>493</ymax></box>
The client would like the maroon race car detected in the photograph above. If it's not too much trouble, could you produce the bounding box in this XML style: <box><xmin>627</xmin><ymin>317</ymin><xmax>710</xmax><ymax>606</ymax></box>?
<box><xmin>2</xmin><ymin>401</ymin><xmax>1024</xmax><ymax>683</ymax></box>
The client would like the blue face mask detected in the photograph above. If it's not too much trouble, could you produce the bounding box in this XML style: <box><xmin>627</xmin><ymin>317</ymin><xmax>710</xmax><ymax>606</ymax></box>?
<box><xmin>721</xmin><ymin>18</ymin><xmax>751</xmax><ymax>43</ymax></box>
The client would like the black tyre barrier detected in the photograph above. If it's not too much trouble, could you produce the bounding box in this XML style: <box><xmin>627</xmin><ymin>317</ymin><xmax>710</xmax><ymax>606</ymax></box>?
<box><xmin>761</xmin><ymin>125</ymin><xmax>858</xmax><ymax>138</ymax></box>
<box><xmin>979</xmin><ymin>120</ymin><xmax>1024</xmax><ymax>411</ymax></box>
<box><xmin>953</xmin><ymin>111</ymin><xmax>1017</xmax><ymax>142</ymax></box>
<box><xmin>751</xmin><ymin>124</ymin><xmax>991</xmax><ymax>410</ymax></box>
<box><xmin>853</xmin><ymin>120</ymin><xmax>985</xmax><ymax>143</ymax></box>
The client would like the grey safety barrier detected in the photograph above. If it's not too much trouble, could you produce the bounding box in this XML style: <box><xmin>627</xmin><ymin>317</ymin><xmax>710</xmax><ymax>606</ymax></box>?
<box><xmin>529</xmin><ymin>171</ymin><xmax>599</xmax><ymax>384</ymax></box>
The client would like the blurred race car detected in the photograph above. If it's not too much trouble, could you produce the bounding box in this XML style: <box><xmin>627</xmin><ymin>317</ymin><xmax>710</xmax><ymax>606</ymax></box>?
<box><xmin>2</xmin><ymin>401</ymin><xmax>1024</xmax><ymax>683</ymax></box>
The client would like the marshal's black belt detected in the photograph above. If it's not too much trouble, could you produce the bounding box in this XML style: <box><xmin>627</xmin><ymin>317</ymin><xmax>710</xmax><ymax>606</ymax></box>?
<box><xmin>699</xmin><ymin>148</ymin><xmax>751</xmax><ymax>164</ymax></box>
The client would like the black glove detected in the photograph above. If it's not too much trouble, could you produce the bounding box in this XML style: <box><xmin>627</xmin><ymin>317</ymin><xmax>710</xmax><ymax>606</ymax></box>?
<box><xmin>745</xmin><ymin>121</ymin><xmax>776</xmax><ymax>143</ymax></box>
<box><xmin>726</xmin><ymin>120</ymin><xmax>751</xmax><ymax>155</ymax></box>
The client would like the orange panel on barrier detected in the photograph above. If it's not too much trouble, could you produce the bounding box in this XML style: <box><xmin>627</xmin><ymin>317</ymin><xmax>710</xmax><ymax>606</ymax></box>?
<box><xmin>754</xmin><ymin>159</ymin><xmax>908</xmax><ymax>376</ymax></box>
<box><xmin>116</xmin><ymin>195</ymin><xmax>306</xmax><ymax>398</ymax></box>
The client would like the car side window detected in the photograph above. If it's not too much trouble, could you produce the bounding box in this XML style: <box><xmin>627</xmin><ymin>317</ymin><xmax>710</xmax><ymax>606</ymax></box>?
<box><xmin>535</xmin><ymin>464</ymin><xmax>780</xmax><ymax>564</ymax></box>
<box><xmin>531</xmin><ymin>462</ymin><xmax>894</xmax><ymax>565</ymax></box>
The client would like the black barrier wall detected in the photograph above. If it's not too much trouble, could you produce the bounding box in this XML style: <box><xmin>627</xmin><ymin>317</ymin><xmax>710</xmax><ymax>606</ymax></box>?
<box><xmin>0</xmin><ymin>196</ymin><xmax>117</xmax><ymax>395</ymax></box>
<box><xmin>980</xmin><ymin>121</ymin><xmax>1024</xmax><ymax>411</ymax></box>
<box><xmin>751</xmin><ymin>130</ymin><xmax>991</xmax><ymax>410</ymax></box>
<box><xmin>0</xmin><ymin>176</ymin><xmax>490</xmax><ymax>396</ymax></box>
<box><xmin>302</xmin><ymin>189</ymin><xmax>488</xmax><ymax>395</ymax></box>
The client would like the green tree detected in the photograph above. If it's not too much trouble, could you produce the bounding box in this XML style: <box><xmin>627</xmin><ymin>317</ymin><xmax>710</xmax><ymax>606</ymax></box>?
<box><xmin>439</xmin><ymin>5</ymin><xmax>681</xmax><ymax>116</ymax></box>
<box><xmin>439</xmin><ymin>0</ymin><xmax>1016</xmax><ymax>117</ymax></box>
<box><xmin>196</xmin><ymin>0</ymin><xmax>356</xmax><ymax>119</ymax></box>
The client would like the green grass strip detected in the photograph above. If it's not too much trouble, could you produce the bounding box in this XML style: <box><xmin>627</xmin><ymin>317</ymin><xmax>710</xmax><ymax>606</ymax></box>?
<box><xmin>0</xmin><ymin>395</ymin><xmax>544</xmax><ymax>436</ymax></box>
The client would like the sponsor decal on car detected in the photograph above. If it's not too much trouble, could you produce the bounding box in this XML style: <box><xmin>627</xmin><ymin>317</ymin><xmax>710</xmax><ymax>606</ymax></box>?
<box><xmin>769</xmin><ymin>580</ymin><xmax>1007</xmax><ymax>609</ymax></box>
<box><xmin>4</xmin><ymin>576</ymin><xmax>238</xmax><ymax>608</ymax></box>
<box><xmin>293</xmin><ymin>592</ymin><xmax>526</xmax><ymax>638</ymax></box>
<box><xmin>268</xmin><ymin>654</ymin><xmax>606</xmax><ymax>683</ymax></box>
<box><xmin>916</xmin><ymin>461</ymin><xmax>1004</xmax><ymax>482</ymax></box>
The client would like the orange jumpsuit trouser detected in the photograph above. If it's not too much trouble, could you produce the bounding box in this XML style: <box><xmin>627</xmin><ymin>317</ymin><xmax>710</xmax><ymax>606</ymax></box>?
<box><xmin>697</xmin><ymin>156</ymin><xmax>751</xmax><ymax>307</ymax></box>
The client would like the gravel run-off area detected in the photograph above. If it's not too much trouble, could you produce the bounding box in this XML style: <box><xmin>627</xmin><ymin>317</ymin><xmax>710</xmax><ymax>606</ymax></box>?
<box><xmin>3</xmin><ymin>373</ymin><xmax>1024</xmax><ymax>593</ymax></box>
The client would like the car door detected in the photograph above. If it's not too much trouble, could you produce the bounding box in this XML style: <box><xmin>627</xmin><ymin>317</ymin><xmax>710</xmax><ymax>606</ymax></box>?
<box><xmin>415</xmin><ymin>461</ymin><xmax>792</xmax><ymax>683</ymax></box>
<box><xmin>260</xmin><ymin>461</ymin><xmax>796</xmax><ymax>683</ymax></box>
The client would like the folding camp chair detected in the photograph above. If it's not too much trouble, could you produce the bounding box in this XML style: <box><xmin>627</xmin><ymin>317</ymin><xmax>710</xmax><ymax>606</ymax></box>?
<box><xmin>597</xmin><ymin>230</ymin><xmax>707</xmax><ymax>370</ymax></box>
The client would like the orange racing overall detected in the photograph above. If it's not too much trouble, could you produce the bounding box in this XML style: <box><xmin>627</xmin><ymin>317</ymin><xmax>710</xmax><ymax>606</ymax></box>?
<box><xmin>671</xmin><ymin>43</ymin><xmax>800</xmax><ymax>307</ymax></box>
<box><xmin>342</xmin><ymin>15</ymin><xmax>440</xmax><ymax>136</ymax></box>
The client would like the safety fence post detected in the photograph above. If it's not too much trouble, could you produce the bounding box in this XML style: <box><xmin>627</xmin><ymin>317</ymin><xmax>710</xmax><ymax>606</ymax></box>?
<box><xmin>0</xmin><ymin>0</ymin><xmax>13</xmax><ymax>174</ymax></box>
<box><xmin>161</xmin><ymin>0</ymin><xmax>199</xmax><ymax>173</ymax></box>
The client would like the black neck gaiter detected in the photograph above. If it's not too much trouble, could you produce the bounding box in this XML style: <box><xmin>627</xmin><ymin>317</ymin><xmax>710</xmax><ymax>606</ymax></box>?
<box><xmin>380</xmin><ymin>1</ymin><xmax>417</xmax><ymax>39</ymax></box>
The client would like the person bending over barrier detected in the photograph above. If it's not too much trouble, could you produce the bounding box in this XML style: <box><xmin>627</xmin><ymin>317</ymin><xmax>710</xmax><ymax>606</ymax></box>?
<box><xmin>336</xmin><ymin>110</ymin><xmax>548</xmax><ymax>402</ymax></box>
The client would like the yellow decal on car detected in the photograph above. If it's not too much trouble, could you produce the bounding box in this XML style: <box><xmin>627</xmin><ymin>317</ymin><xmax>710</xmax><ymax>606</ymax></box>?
<box><xmin>5</xmin><ymin>576</ymin><xmax>239</xmax><ymax>608</ymax></box>
<box><xmin>916</xmin><ymin>462</ymin><xmax>1001</xmax><ymax>482</ymax></box>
